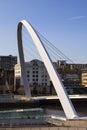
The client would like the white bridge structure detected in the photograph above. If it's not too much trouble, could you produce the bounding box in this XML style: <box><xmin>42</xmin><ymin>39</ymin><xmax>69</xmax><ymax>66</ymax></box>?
<box><xmin>17</xmin><ymin>20</ymin><xmax>86</xmax><ymax>119</ymax></box>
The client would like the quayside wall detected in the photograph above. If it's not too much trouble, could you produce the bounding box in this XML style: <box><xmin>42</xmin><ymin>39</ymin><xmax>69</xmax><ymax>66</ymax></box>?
<box><xmin>0</xmin><ymin>126</ymin><xmax>87</xmax><ymax>130</ymax></box>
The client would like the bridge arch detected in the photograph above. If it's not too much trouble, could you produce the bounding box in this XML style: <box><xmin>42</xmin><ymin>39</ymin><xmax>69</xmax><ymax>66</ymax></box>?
<box><xmin>17</xmin><ymin>20</ymin><xmax>78</xmax><ymax>119</ymax></box>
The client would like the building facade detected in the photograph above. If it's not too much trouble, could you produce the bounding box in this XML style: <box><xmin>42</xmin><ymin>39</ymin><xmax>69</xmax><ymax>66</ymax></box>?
<box><xmin>82</xmin><ymin>69</ymin><xmax>87</xmax><ymax>87</ymax></box>
<box><xmin>62</xmin><ymin>73</ymin><xmax>81</xmax><ymax>88</ymax></box>
<box><xmin>56</xmin><ymin>60</ymin><xmax>82</xmax><ymax>89</ymax></box>
<box><xmin>14</xmin><ymin>59</ymin><xmax>50</xmax><ymax>89</ymax></box>
<box><xmin>69</xmin><ymin>64</ymin><xmax>87</xmax><ymax>70</ymax></box>
<box><xmin>0</xmin><ymin>55</ymin><xmax>17</xmax><ymax>94</ymax></box>
<box><xmin>57</xmin><ymin>60</ymin><xmax>87</xmax><ymax>70</ymax></box>
<box><xmin>0</xmin><ymin>55</ymin><xmax>17</xmax><ymax>70</ymax></box>
<box><xmin>57</xmin><ymin>60</ymin><xmax>66</xmax><ymax>68</ymax></box>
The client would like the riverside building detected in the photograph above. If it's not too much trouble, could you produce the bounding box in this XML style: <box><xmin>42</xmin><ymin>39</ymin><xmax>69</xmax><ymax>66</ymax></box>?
<box><xmin>14</xmin><ymin>59</ymin><xmax>50</xmax><ymax>93</ymax></box>
<box><xmin>0</xmin><ymin>55</ymin><xmax>17</xmax><ymax>94</ymax></box>
<box><xmin>0</xmin><ymin>55</ymin><xmax>17</xmax><ymax>70</ymax></box>
<box><xmin>82</xmin><ymin>69</ymin><xmax>87</xmax><ymax>87</ymax></box>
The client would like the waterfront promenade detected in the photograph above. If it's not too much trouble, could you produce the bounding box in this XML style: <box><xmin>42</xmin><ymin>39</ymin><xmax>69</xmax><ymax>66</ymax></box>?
<box><xmin>0</xmin><ymin>94</ymin><xmax>87</xmax><ymax>129</ymax></box>
<box><xmin>0</xmin><ymin>125</ymin><xmax>87</xmax><ymax>130</ymax></box>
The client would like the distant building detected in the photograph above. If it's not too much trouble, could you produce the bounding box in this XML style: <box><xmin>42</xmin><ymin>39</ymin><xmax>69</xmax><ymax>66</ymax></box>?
<box><xmin>69</xmin><ymin>64</ymin><xmax>87</xmax><ymax>70</ymax></box>
<box><xmin>0</xmin><ymin>55</ymin><xmax>17</xmax><ymax>70</ymax></box>
<box><xmin>0</xmin><ymin>55</ymin><xmax>17</xmax><ymax>94</ymax></box>
<box><xmin>14</xmin><ymin>59</ymin><xmax>50</xmax><ymax>91</ymax></box>
<box><xmin>62</xmin><ymin>73</ymin><xmax>81</xmax><ymax>88</ymax></box>
<box><xmin>82</xmin><ymin>69</ymin><xmax>87</xmax><ymax>87</ymax></box>
<box><xmin>57</xmin><ymin>60</ymin><xmax>87</xmax><ymax>70</ymax></box>
<box><xmin>57</xmin><ymin>60</ymin><xmax>82</xmax><ymax>88</ymax></box>
<box><xmin>57</xmin><ymin>60</ymin><xmax>66</xmax><ymax>68</ymax></box>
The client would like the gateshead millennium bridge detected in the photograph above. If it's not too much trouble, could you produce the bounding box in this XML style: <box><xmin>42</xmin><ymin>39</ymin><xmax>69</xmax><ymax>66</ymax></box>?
<box><xmin>17</xmin><ymin>20</ymin><xmax>87</xmax><ymax>120</ymax></box>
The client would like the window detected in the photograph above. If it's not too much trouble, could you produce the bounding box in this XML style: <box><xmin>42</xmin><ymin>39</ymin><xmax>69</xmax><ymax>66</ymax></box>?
<box><xmin>27</xmin><ymin>79</ymin><xmax>29</xmax><ymax>81</ymax></box>
<box><xmin>36</xmin><ymin>79</ymin><xmax>38</xmax><ymax>81</ymax></box>
<box><xmin>33</xmin><ymin>71</ymin><xmax>35</xmax><ymax>73</ymax></box>
<box><xmin>33</xmin><ymin>63</ymin><xmax>38</xmax><ymax>66</ymax></box>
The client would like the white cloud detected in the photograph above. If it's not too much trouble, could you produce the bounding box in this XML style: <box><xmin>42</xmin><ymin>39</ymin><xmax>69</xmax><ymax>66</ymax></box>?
<box><xmin>68</xmin><ymin>16</ymin><xmax>86</xmax><ymax>21</ymax></box>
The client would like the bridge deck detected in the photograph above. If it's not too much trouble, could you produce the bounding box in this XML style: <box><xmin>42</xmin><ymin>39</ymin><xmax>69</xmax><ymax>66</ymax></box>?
<box><xmin>32</xmin><ymin>94</ymin><xmax>87</xmax><ymax>100</ymax></box>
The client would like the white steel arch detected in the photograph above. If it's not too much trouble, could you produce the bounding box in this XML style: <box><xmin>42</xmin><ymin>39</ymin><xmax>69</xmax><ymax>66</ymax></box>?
<box><xmin>17</xmin><ymin>20</ymin><xmax>78</xmax><ymax>119</ymax></box>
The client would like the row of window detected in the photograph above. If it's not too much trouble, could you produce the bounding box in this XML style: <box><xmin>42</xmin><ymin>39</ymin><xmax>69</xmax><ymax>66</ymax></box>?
<box><xmin>27</xmin><ymin>75</ymin><xmax>38</xmax><ymax>77</ymax></box>
<box><xmin>82</xmin><ymin>74</ymin><xmax>87</xmax><ymax>77</ymax></box>
<box><xmin>27</xmin><ymin>75</ymin><xmax>48</xmax><ymax>78</ymax></box>
<box><xmin>27</xmin><ymin>78</ymin><xmax>47</xmax><ymax>82</ymax></box>
<box><xmin>32</xmin><ymin>83</ymin><xmax>48</xmax><ymax>86</ymax></box>
<box><xmin>27</xmin><ymin>71</ymin><xmax>38</xmax><ymax>73</ymax></box>
<box><xmin>82</xmin><ymin>78</ymin><xmax>87</xmax><ymax>81</ymax></box>
<box><xmin>27</xmin><ymin>71</ymin><xmax>47</xmax><ymax>74</ymax></box>
<box><xmin>27</xmin><ymin>79</ymin><xmax>38</xmax><ymax>82</ymax></box>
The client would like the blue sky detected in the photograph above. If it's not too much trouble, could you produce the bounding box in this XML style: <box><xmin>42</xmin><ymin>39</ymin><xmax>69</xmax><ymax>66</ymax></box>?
<box><xmin>0</xmin><ymin>0</ymin><xmax>87</xmax><ymax>63</ymax></box>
